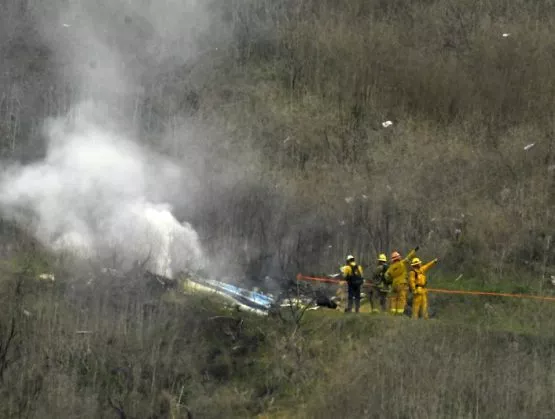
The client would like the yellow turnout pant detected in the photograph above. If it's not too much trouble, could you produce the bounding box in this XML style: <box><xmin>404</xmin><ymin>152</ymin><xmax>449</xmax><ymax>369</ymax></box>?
<box><xmin>412</xmin><ymin>288</ymin><xmax>429</xmax><ymax>319</ymax></box>
<box><xmin>388</xmin><ymin>282</ymin><xmax>408</xmax><ymax>315</ymax></box>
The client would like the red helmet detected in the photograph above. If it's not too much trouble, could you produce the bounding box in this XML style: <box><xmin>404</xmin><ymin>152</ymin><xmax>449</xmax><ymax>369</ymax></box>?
<box><xmin>391</xmin><ymin>251</ymin><xmax>402</xmax><ymax>262</ymax></box>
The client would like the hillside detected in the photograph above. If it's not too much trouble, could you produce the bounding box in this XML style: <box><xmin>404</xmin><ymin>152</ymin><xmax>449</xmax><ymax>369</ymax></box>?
<box><xmin>0</xmin><ymin>0</ymin><xmax>553</xmax><ymax>281</ymax></box>
<box><xmin>0</xmin><ymin>262</ymin><xmax>554</xmax><ymax>418</ymax></box>
<box><xmin>1</xmin><ymin>0</ymin><xmax>555</xmax><ymax>417</ymax></box>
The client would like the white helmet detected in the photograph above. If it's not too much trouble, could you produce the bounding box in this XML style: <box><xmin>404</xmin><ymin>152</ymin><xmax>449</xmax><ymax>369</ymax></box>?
<box><xmin>346</xmin><ymin>255</ymin><xmax>355</xmax><ymax>262</ymax></box>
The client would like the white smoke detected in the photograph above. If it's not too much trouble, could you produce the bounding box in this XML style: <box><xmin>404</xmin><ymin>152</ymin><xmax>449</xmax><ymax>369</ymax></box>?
<box><xmin>0</xmin><ymin>0</ymin><xmax>216</xmax><ymax>276</ymax></box>
<box><xmin>0</xmin><ymin>101</ymin><xmax>203</xmax><ymax>277</ymax></box>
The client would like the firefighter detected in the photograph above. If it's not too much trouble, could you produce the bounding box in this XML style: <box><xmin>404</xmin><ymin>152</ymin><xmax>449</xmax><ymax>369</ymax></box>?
<box><xmin>341</xmin><ymin>255</ymin><xmax>364</xmax><ymax>313</ymax></box>
<box><xmin>370</xmin><ymin>253</ymin><xmax>389</xmax><ymax>312</ymax></box>
<box><xmin>385</xmin><ymin>247</ymin><xmax>418</xmax><ymax>315</ymax></box>
<box><xmin>409</xmin><ymin>257</ymin><xmax>438</xmax><ymax>319</ymax></box>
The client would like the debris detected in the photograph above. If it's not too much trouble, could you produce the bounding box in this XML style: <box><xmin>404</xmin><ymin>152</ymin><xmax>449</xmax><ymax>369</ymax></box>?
<box><xmin>344</xmin><ymin>197</ymin><xmax>354</xmax><ymax>204</ymax></box>
<box><xmin>524</xmin><ymin>143</ymin><xmax>535</xmax><ymax>151</ymax></box>
<box><xmin>62</xmin><ymin>23</ymin><xmax>71</xmax><ymax>28</ymax></box>
<box><xmin>550</xmin><ymin>276</ymin><xmax>555</xmax><ymax>286</ymax></box>
<box><xmin>454</xmin><ymin>274</ymin><xmax>463</xmax><ymax>282</ymax></box>
<box><xmin>502</xmin><ymin>33</ymin><xmax>510</xmax><ymax>38</ymax></box>
<box><xmin>184</xmin><ymin>277</ymin><xmax>274</xmax><ymax>315</ymax></box>
<box><xmin>37</xmin><ymin>273</ymin><xmax>55</xmax><ymax>282</ymax></box>
<box><xmin>22</xmin><ymin>309</ymin><xmax>31</xmax><ymax>317</ymax></box>
<box><xmin>280</xmin><ymin>298</ymin><xmax>308</xmax><ymax>308</ymax></box>
<box><xmin>382</xmin><ymin>120</ymin><xmax>393</xmax><ymax>128</ymax></box>
<box><xmin>362</xmin><ymin>194</ymin><xmax>368</xmax><ymax>200</ymax></box>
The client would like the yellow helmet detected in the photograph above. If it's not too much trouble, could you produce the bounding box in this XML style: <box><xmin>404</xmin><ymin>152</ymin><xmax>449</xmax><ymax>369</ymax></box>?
<box><xmin>411</xmin><ymin>257</ymin><xmax>422</xmax><ymax>266</ymax></box>
<box><xmin>378</xmin><ymin>253</ymin><xmax>387</xmax><ymax>262</ymax></box>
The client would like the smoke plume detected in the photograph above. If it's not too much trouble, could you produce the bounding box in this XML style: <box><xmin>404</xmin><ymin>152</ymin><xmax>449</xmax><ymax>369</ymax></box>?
<box><xmin>0</xmin><ymin>0</ymin><xmax>213</xmax><ymax>276</ymax></box>
<box><xmin>0</xmin><ymin>102</ymin><xmax>203</xmax><ymax>276</ymax></box>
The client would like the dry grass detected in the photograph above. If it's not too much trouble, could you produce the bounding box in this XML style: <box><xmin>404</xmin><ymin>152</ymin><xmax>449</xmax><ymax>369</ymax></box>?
<box><xmin>0</xmin><ymin>262</ymin><xmax>554</xmax><ymax>418</ymax></box>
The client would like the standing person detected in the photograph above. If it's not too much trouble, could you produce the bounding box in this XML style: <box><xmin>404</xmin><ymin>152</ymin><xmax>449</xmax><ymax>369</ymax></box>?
<box><xmin>370</xmin><ymin>253</ymin><xmax>390</xmax><ymax>312</ymax></box>
<box><xmin>409</xmin><ymin>257</ymin><xmax>439</xmax><ymax>319</ymax></box>
<box><xmin>385</xmin><ymin>247</ymin><xmax>418</xmax><ymax>315</ymax></box>
<box><xmin>341</xmin><ymin>255</ymin><xmax>364</xmax><ymax>313</ymax></box>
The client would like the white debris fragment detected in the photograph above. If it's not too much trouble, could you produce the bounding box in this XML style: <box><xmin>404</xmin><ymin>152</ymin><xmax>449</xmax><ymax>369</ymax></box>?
<box><xmin>382</xmin><ymin>120</ymin><xmax>393</xmax><ymax>128</ymax></box>
<box><xmin>280</xmin><ymin>298</ymin><xmax>307</xmax><ymax>308</ymax></box>
<box><xmin>550</xmin><ymin>276</ymin><xmax>555</xmax><ymax>286</ymax></box>
<box><xmin>62</xmin><ymin>23</ymin><xmax>71</xmax><ymax>28</ymax></box>
<box><xmin>22</xmin><ymin>309</ymin><xmax>31</xmax><ymax>317</ymax></box>
<box><xmin>37</xmin><ymin>273</ymin><xmax>55</xmax><ymax>282</ymax></box>
<box><xmin>454</xmin><ymin>274</ymin><xmax>463</xmax><ymax>282</ymax></box>
<box><xmin>339</xmin><ymin>220</ymin><xmax>346</xmax><ymax>226</ymax></box>
<box><xmin>502</xmin><ymin>33</ymin><xmax>510</xmax><ymax>38</ymax></box>
<box><xmin>524</xmin><ymin>143</ymin><xmax>535</xmax><ymax>151</ymax></box>
<box><xmin>345</xmin><ymin>197</ymin><xmax>354</xmax><ymax>204</ymax></box>
<box><xmin>362</xmin><ymin>194</ymin><xmax>368</xmax><ymax>200</ymax></box>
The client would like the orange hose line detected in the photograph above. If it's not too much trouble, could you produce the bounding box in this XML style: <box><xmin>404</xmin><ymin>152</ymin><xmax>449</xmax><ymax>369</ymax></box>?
<box><xmin>296</xmin><ymin>274</ymin><xmax>342</xmax><ymax>284</ymax></box>
<box><xmin>426</xmin><ymin>288</ymin><xmax>555</xmax><ymax>302</ymax></box>
<box><xmin>296</xmin><ymin>274</ymin><xmax>555</xmax><ymax>302</ymax></box>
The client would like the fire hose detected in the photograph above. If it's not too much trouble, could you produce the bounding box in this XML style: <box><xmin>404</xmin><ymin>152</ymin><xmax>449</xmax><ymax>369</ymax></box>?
<box><xmin>296</xmin><ymin>274</ymin><xmax>555</xmax><ymax>302</ymax></box>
